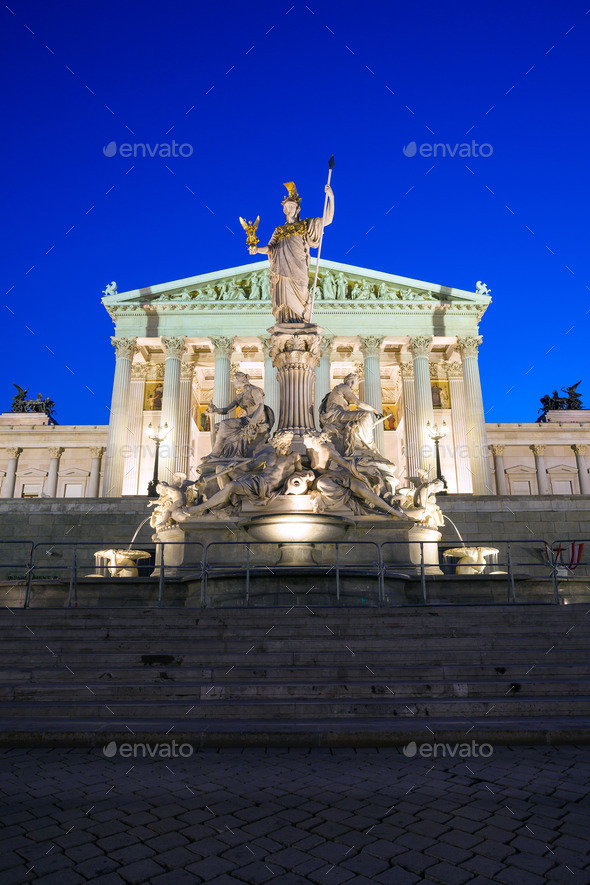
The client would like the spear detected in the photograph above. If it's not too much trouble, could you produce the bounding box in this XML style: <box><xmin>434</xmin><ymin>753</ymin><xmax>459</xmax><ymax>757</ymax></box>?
<box><xmin>309</xmin><ymin>154</ymin><xmax>335</xmax><ymax>321</ymax></box>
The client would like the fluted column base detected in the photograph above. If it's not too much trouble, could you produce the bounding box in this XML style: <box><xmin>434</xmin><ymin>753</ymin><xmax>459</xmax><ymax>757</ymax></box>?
<box><xmin>270</xmin><ymin>324</ymin><xmax>321</xmax><ymax>443</ymax></box>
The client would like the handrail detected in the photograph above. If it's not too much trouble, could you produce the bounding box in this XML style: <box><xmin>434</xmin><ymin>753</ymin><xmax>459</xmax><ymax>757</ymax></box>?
<box><xmin>5</xmin><ymin>536</ymin><xmax>585</xmax><ymax>608</ymax></box>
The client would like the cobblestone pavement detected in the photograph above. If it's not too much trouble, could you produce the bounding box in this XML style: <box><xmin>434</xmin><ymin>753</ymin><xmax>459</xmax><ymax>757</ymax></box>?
<box><xmin>1</xmin><ymin>745</ymin><xmax>589</xmax><ymax>884</ymax></box>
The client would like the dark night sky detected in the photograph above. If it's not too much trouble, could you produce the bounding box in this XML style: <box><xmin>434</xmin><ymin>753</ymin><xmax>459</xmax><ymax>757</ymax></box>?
<box><xmin>2</xmin><ymin>0</ymin><xmax>589</xmax><ymax>424</ymax></box>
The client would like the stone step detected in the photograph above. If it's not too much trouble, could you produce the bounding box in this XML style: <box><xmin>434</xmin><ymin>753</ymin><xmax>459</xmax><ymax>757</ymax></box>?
<box><xmin>7</xmin><ymin>604</ymin><xmax>584</xmax><ymax>618</ymax></box>
<box><xmin>2</xmin><ymin>695</ymin><xmax>590</xmax><ymax>719</ymax></box>
<box><xmin>0</xmin><ymin>648</ymin><xmax>587</xmax><ymax>667</ymax></box>
<box><xmin>2</xmin><ymin>715</ymin><xmax>589</xmax><ymax>746</ymax></box>
<box><xmin>2</xmin><ymin>662</ymin><xmax>588</xmax><ymax>683</ymax></box>
<box><xmin>5</xmin><ymin>619</ymin><xmax>584</xmax><ymax>635</ymax></box>
<box><xmin>5</xmin><ymin>678</ymin><xmax>590</xmax><ymax>702</ymax></box>
<box><xmin>0</xmin><ymin>635</ymin><xmax>587</xmax><ymax>652</ymax></box>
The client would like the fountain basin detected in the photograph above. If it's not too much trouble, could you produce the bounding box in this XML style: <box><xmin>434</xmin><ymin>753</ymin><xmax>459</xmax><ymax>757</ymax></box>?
<box><xmin>240</xmin><ymin>513</ymin><xmax>354</xmax><ymax>566</ymax></box>
<box><xmin>90</xmin><ymin>549</ymin><xmax>151</xmax><ymax>578</ymax></box>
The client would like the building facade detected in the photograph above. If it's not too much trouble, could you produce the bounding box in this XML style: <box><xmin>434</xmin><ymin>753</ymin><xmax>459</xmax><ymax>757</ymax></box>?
<box><xmin>1</xmin><ymin>259</ymin><xmax>588</xmax><ymax>498</ymax></box>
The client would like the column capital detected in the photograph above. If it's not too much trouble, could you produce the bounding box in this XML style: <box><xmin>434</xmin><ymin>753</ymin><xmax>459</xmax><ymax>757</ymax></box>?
<box><xmin>572</xmin><ymin>444</ymin><xmax>587</xmax><ymax>455</ymax></box>
<box><xmin>210</xmin><ymin>336</ymin><xmax>234</xmax><ymax>359</ymax></box>
<box><xmin>456</xmin><ymin>336</ymin><xmax>483</xmax><ymax>359</ymax></box>
<box><xmin>319</xmin><ymin>334</ymin><xmax>335</xmax><ymax>358</ymax></box>
<box><xmin>489</xmin><ymin>444</ymin><xmax>505</xmax><ymax>455</ymax></box>
<box><xmin>530</xmin><ymin>444</ymin><xmax>546</xmax><ymax>455</ymax></box>
<box><xmin>111</xmin><ymin>337</ymin><xmax>137</xmax><ymax>360</ymax></box>
<box><xmin>6</xmin><ymin>447</ymin><xmax>22</xmax><ymax>459</ymax></box>
<box><xmin>260</xmin><ymin>335</ymin><xmax>273</xmax><ymax>359</ymax></box>
<box><xmin>408</xmin><ymin>336</ymin><xmax>433</xmax><ymax>358</ymax></box>
<box><xmin>48</xmin><ymin>447</ymin><xmax>64</xmax><ymax>459</ymax></box>
<box><xmin>90</xmin><ymin>446</ymin><xmax>104</xmax><ymax>459</ymax></box>
<box><xmin>180</xmin><ymin>361</ymin><xmax>195</xmax><ymax>381</ymax></box>
<box><xmin>445</xmin><ymin>360</ymin><xmax>464</xmax><ymax>378</ymax></box>
<box><xmin>131</xmin><ymin>362</ymin><xmax>149</xmax><ymax>380</ymax></box>
<box><xmin>399</xmin><ymin>361</ymin><xmax>414</xmax><ymax>380</ymax></box>
<box><xmin>359</xmin><ymin>336</ymin><xmax>384</xmax><ymax>358</ymax></box>
<box><xmin>161</xmin><ymin>336</ymin><xmax>186</xmax><ymax>360</ymax></box>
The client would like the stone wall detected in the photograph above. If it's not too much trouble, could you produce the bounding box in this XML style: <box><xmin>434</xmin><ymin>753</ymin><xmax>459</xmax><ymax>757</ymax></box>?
<box><xmin>438</xmin><ymin>494</ymin><xmax>590</xmax><ymax>545</ymax></box>
<box><xmin>0</xmin><ymin>494</ymin><xmax>588</xmax><ymax>555</ymax></box>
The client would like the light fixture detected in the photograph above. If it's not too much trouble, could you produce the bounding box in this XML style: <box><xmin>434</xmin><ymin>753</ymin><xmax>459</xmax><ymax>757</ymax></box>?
<box><xmin>146</xmin><ymin>423</ymin><xmax>169</xmax><ymax>496</ymax></box>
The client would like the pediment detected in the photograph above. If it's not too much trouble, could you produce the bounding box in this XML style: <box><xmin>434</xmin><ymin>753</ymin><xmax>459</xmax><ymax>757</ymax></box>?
<box><xmin>103</xmin><ymin>258</ymin><xmax>490</xmax><ymax>317</ymax></box>
<box><xmin>18</xmin><ymin>467</ymin><xmax>48</xmax><ymax>477</ymax></box>
<box><xmin>505</xmin><ymin>465</ymin><xmax>537</xmax><ymax>474</ymax></box>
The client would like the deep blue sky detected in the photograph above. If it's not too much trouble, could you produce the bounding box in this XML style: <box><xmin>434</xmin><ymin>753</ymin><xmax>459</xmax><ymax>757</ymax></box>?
<box><xmin>2</xmin><ymin>0</ymin><xmax>589</xmax><ymax>424</ymax></box>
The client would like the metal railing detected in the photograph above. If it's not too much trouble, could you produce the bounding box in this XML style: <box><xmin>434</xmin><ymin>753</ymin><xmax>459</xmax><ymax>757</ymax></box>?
<box><xmin>1</xmin><ymin>536</ymin><xmax>586</xmax><ymax>608</ymax></box>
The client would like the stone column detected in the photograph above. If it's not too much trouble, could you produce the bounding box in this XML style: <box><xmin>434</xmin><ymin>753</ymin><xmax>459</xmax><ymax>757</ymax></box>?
<box><xmin>314</xmin><ymin>334</ymin><xmax>334</xmax><ymax>429</ymax></box>
<box><xmin>457</xmin><ymin>336</ymin><xmax>493</xmax><ymax>495</ymax></box>
<box><xmin>1</xmin><ymin>448</ymin><xmax>22</xmax><ymax>498</ymax></box>
<box><xmin>409</xmin><ymin>336</ymin><xmax>435</xmax><ymax>475</ymax></box>
<box><xmin>400</xmin><ymin>362</ymin><xmax>419</xmax><ymax>480</ymax></box>
<box><xmin>87</xmin><ymin>447</ymin><xmax>104</xmax><ymax>497</ymax></box>
<box><xmin>122</xmin><ymin>362</ymin><xmax>147</xmax><ymax>495</ymax></box>
<box><xmin>530</xmin><ymin>444</ymin><xmax>549</xmax><ymax>494</ymax></box>
<box><xmin>489</xmin><ymin>445</ymin><xmax>507</xmax><ymax>495</ymax></box>
<box><xmin>210</xmin><ymin>335</ymin><xmax>233</xmax><ymax>435</ymax></box>
<box><xmin>159</xmin><ymin>336</ymin><xmax>186</xmax><ymax>483</ymax></box>
<box><xmin>103</xmin><ymin>337</ymin><xmax>137</xmax><ymax>497</ymax></box>
<box><xmin>270</xmin><ymin>328</ymin><xmax>320</xmax><ymax>440</ymax></box>
<box><xmin>360</xmin><ymin>336</ymin><xmax>385</xmax><ymax>453</ymax></box>
<box><xmin>261</xmin><ymin>336</ymin><xmax>279</xmax><ymax>432</ymax></box>
<box><xmin>572</xmin><ymin>445</ymin><xmax>590</xmax><ymax>495</ymax></box>
<box><xmin>177</xmin><ymin>361</ymin><xmax>194</xmax><ymax>476</ymax></box>
<box><xmin>446</xmin><ymin>361</ymin><xmax>472</xmax><ymax>494</ymax></box>
<box><xmin>45</xmin><ymin>447</ymin><xmax>64</xmax><ymax>497</ymax></box>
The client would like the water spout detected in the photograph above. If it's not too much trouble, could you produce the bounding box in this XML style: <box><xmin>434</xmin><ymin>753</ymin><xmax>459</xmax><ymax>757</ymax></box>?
<box><xmin>443</xmin><ymin>515</ymin><xmax>464</xmax><ymax>544</ymax></box>
<box><xmin>127</xmin><ymin>516</ymin><xmax>151</xmax><ymax>549</ymax></box>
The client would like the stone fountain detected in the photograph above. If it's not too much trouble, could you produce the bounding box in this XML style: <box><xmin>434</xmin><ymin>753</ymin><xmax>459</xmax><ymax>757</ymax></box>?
<box><xmin>148</xmin><ymin>174</ymin><xmax>446</xmax><ymax>586</ymax></box>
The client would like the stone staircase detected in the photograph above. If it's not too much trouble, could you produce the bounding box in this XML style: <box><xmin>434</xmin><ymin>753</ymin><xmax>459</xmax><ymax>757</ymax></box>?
<box><xmin>1</xmin><ymin>604</ymin><xmax>589</xmax><ymax>746</ymax></box>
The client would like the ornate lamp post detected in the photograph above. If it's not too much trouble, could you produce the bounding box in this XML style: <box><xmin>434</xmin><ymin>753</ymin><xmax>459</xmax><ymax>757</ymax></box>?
<box><xmin>426</xmin><ymin>420</ymin><xmax>448</xmax><ymax>494</ymax></box>
<box><xmin>146</xmin><ymin>422</ymin><xmax>169</xmax><ymax>497</ymax></box>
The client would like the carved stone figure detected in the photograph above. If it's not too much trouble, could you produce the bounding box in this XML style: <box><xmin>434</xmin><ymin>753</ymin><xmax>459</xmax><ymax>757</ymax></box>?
<box><xmin>321</xmin><ymin>270</ymin><xmax>336</xmax><ymax>300</ymax></box>
<box><xmin>318</xmin><ymin>372</ymin><xmax>381</xmax><ymax>453</ymax></box>
<box><xmin>248</xmin><ymin>272</ymin><xmax>262</xmax><ymax>300</ymax></box>
<box><xmin>148</xmin><ymin>473</ymin><xmax>203</xmax><ymax>531</ymax></box>
<box><xmin>304</xmin><ymin>432</ymin><xmax>404</xmax><ymax>518</ymax></box>
<box><xmin>396</xmin><ymin>469</ymin><xmax>444</xmax><ymax>528</ymax></box>
<box><xmin>335</xmin><ymin>272</ymin><xmax>348</xmax><ymax>300</ymax></box>
<box><xmin>176</xmin><ymin>431</ymin><xmax>300</xmax><ymax>517</ymax></box>
<box><xmin>353</xmin><ymin>279</ymin><xmax>374</xmax><ymax>300</ymax></box>
<box><xmin>261</xmin><ymin>270</ymin><xmax>270</xmax><ymax>300</ymax></box>
<box><xmin>248</xmin><ymin>181</ymin><xmax>334</xmax><ymax>323</ymax></box>
<box><xmin>377</xmin><ymin>282</ymin><xmax>394</xmax><ymax>300</ymax></box>
<box><xmin>102</xmin><ymin>281</ymin><xmax>117</xmax><ymax>297</ymax></box>
<box><xmin>205</xmin><ymin>371</ymin><xmax>274</xmax><ymax>461</ymax></box>
<box><xmin>475</xmin><ymin>281</ymin><xmax>491</xmax><ymax>296</ymax></box>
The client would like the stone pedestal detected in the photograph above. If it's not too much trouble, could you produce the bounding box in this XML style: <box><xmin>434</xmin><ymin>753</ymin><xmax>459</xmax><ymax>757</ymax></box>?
<box><xmin>269</xmin><ymin>323</ymin><xmax>321</xmax><ymax>443</ymax></box>
<box><xmin>152</xmin><ymin>526</ymin><xmax>185</xmax><ymax>577</ymax></box>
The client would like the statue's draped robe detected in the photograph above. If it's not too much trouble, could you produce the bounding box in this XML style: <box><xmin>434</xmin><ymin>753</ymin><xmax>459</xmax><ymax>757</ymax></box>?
<box><xmin>267</xmin><ymin>216</ymin><xmax>323</xmax><ymax>323</ymax></box>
